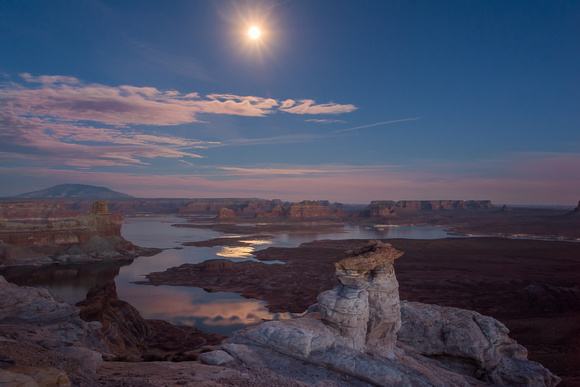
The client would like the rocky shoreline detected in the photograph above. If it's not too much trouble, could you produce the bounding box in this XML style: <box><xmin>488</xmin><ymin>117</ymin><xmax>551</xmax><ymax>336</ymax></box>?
<box><xmin>2</xmin><ymin>239</ymin><xmax>566</xmax><ymax>386</ymax></box>
<box><xmin>1</xmin><ymin>199</ymin><xmax>578</xmax><ymax>385</ymax></box>
<box><xmin>136</xmin><ymin>237</ymin><xmax>580</xmax><ymax>385</ymax></box>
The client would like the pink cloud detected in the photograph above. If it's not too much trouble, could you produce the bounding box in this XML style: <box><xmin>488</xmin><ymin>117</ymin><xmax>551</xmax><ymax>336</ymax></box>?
<box><xmin>4</xmin><ymin>74</ymin><xmax>356</xmax><ymax>127</ymax></box>
<box><xmin>0</xmin><ymin>74</ymin><xmax>358</xmax><ymax>168</ymax></box>
<box><xmin>0</xmin><ymin>110</ymin><xmax>206</xmax><ymax>167</ymax></box>
<box><xmin>217</xmin><ymin>166</ymin><xmax>344</xmax><ymax>175</ymax></box>
<box><xmin>279</xmin><ymin>99</ymin><xmax>358</xmax><ymax>115</ymax></box>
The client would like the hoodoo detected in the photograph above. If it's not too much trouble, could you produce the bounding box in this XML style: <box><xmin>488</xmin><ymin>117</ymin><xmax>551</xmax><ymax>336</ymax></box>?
<box><xmin>213</xmin><ymin>240</ymin><xmax>560</xmax><ymax>386</ymax></box>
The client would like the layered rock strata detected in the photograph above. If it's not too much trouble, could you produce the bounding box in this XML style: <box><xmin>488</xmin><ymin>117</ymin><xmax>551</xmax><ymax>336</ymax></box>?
<box><xmin>318</xmin><ymin>241</ymin><xmax>403</xmax><ymax>357</ymax></box>
<box><xmin>0</xmin><ymin>201</ymin><xmax>159</xmax><ymax>266</ymax></box>
<box><xmin>362</xmin><ymin>200</ymin><xmax>494</xmax><ymax>217</ymax></box>
<box><xmin>178</xmin><ymin>199</ymin><xmax>282</xmax><ymax>216</ymax></box>
<box><xmin>215</xmin><ymin>207</ymin><xmax>237</xmax><ymax>219</ymax></box>
<box><xmin>0</xmin><ymin>200</ymin><xmax>81</xmax><ymax>222</ymax></box>
<box><xmin>220</xmin><ymin>240</ymin><xmax>559</xmax><ymax>386</ymax></box>
<box><xmin>257</xmin><ymin>200</ymin><xmax>345</xmax><ymax>219</ymax></box>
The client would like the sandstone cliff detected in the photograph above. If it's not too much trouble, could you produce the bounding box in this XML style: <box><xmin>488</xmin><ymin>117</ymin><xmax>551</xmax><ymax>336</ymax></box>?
<box><xmin>362</xmin><ymin>200</ymin><xmax>494</xmax><ymax>217</ymax></box>
<box><xmin>0</xmin><ymin>200</ymin><xmax>81</xmax><ymax>222</ymax></box>
<box><xmin>257</xmin><ymin>200</ymin><xmax>345</xmax><ymax>219</ymax></box>
<box><xmin>207</xmin><ymin>240</ymin><xmax>559</xmax><ymax>386</ymax></box>
<box><xmin>0</xmin><ymin>201</ymin><xmax>157</xmax><ymax>267</ymax></box>
<box><xmin>215</xmin><ymin>207</ymin><xmax>237</xmax><ymax>219</ymax></box>
<box><xmin>178</xmin><ymin>199</ymin><xmax>282</xmax><ymax>216</ymax></box>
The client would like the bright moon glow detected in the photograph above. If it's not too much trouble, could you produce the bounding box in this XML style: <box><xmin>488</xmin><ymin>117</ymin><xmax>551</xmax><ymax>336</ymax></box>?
<box><xmin>248</xmin><ymin>26</ymin><xmax>261</xmax><ymax>40</ymax></box>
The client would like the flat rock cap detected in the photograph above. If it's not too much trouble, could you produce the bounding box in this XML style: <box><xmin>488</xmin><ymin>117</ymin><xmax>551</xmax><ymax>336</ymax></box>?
<box><xmin>335</xmin><ymin>240</ymin><xmax>404</xmax><ymax>272</ymax></box>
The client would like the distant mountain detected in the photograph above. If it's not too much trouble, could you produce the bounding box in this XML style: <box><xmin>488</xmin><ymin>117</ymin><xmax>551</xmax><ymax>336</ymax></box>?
<box><xmin>12</xmin><ymin>184</ymin><xmax>134</xmax><ymax>199</ymax></box>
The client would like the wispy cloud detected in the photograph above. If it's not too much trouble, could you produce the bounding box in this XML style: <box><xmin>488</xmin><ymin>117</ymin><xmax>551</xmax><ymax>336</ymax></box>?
<box><xmin>279</xmin><ymin>99</ymin><xmax>357</xmax><ymax>115</ymax></box>
<box><xmin>305</xmin><ymin>118</ymin><xmax>346</xmax><ymax>124</ymax></box>
<box><xmin>222</xmin><ymin>134</ymin><xmax>323</xmax><ymax>147</ymax></box>
<box><xmin>4</xmin><ymin>74</ymin><xmax>357</xmax><ymax>126</ymax></box>
<box><xmin>334</xmin><ymin>117</ymin><xmax>421</xmax><ymax>133</ymax></box>
<box><xmin>10</xmin><ymin>73</ymin><xmax>278</xmax><ymax>125</ymax></box>
<box><xmin>0</xmin><ymin>109</ymin><xmax>208</xmax><ymax>167</ymax></box>
<box><xmin>0</xmin><ymin>73</ymin><xmax>357</xmax><ymax>168</ymax></box>
<box><xmin>217</xmin><ymin>166</ymin><xmax>348</xmax><ymax>176</ymax></box>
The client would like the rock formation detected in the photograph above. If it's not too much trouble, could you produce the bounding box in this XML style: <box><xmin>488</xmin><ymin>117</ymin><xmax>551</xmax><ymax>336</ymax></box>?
<box><xmin>318</xmin><ymin>241</ymin><xmax>403</xmax><ymax>357</ymax></box>
<box><xmin>566</xmin><ymin>200</ymin><xmax>580</xmax><ymax>216</ymax></box>
<box><xmin>218</xmin><ymin>240</ymin><xmax>560</xmax><ymax>386</ymax></box>
<box><xmin>76</xmin><ymin>281</ymin><xmax>225</xmax><ymax>361</ymax></box>
<box><xmin>215</xmin><ymin>207</ymin><xmax>237</xmax><ymax>219</ymax></box>
<box><xmin>0</xmin><ymin>275</ymin><xmax>107</xmax><ymax>384</ymax></box>
<box><xmin>255</xmin><ymin>204</ymin><xmax>285</xmax><ymax>218</ymax></box>
<box><xmin>178</xmin><ymin>199</ymin><xmax>282</xmax><ymax>216</ymax></box>
<box><xmin>362</xmin><ymin>200</ymin><xmax>494</xmax><ymax>217</ymax></box>
<box><xmin>0</xmin><ymin>200</ymin><xmax>81</xmax><ymax>222</ymax></box>
<box><xmin>0</xmin><ymin>200</ymin><xmax>123</xmax><ymax>247</ymax></box>
<box><xmin>0</xmin><ymin>201</ymin><xmax>158</xmax><ymax>267</ymax></box>
<box><xmin>284</xmin><ymin>201</ymin><xmax>345</xmax><ymax>219</ymax></box>
<box><xmin>257</xmin><ymin>200</ymin><xmax>345</xmax><ymax>219</ymax></box>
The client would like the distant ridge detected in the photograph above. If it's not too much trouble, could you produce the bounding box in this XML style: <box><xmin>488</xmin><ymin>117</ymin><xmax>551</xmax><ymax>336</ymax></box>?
<box><xmin>11</xmin><ymin>184</ymin><xmax>133</xmax><ymax>199</ymax></box>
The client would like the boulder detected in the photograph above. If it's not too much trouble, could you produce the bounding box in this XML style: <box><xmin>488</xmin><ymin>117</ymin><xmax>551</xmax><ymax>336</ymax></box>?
<box><xmin>198</xmin><ymin>350</ymin><xmax>235</xmax><ymax>366</ymax></box>
<box><xmin>398</xmin><ymin>301</ymin><xmax>561</xmax><ymax>386</ymax></box>
<box><xmin>0</xmin><ymin>276</ymin><xmax>107</xmax><ymax>384</ymax></box>
<box><xmin>0</xmin><ymin>276</ymin><xmax>78</xmax><ymax>323</ymax></box>
<box><xmin>0</xmin><ymin>366</ymin><xmax>71</xmax><ymax>387</ymax></box>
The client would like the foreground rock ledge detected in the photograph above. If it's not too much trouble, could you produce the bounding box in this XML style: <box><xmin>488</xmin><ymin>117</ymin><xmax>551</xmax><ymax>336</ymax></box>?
<box><xmin>215</xmin><ymin>240</ymin><xmax>560</xmax><ymax>386</ymax></box>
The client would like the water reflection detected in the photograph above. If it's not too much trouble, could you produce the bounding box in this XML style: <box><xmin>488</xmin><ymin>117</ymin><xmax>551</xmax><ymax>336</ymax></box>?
<box><xmin>116</xmin><ymin>282</ymin><xmax>296</xmax><ymax>336</ymax></box>
<box><xmin>3</xmin><ymin>216</ymin><xmax>458</xmax><ymax>336</ymax></box>
<box><xmin>0</xmin><ymin>260</ymin><xmax>130</xmax><ymax>304</ymax></box>
<box><xmin>217</xmin><ymin>246</ymin><xmax>255</xmax><ymax>258</ymax></box>
<box><xmin>215</xmin><ymin>239</ymin><xmax>273</xmax><ymax>258</ymax></box>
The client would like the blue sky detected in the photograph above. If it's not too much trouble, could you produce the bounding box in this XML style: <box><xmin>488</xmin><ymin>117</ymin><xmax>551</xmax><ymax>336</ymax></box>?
<box><xmin>1</xmin><ymin>0</ymin><xmax>578</xmax><ymax>204</ymax></box>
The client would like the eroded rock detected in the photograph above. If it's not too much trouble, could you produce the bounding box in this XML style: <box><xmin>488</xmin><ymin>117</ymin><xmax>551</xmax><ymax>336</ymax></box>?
<box><xmin>76</xmin><ymin>280</ymin><xmax>225</xmax><ymax>361</ymax></box>
<box><xmin>223</xmin><ymin>240</ymin><xmax>560</xmax><ymax>386</ymax></box>
<box><xmin>318</xmin><ymin>240</ymin><xmax>403</xmax><ymax>356</ymax></box>
<box><xmin>0</xmin><ymin>276</ymin><xmax>107</xmax><ymax>384</ymax></box>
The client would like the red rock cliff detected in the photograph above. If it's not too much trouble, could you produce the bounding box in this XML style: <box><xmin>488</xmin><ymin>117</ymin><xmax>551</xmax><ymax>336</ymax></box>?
<box><xmin>362</xmin><ymin>200</ymin><xmax>494</xmax><ymax>217</ymax></box>
<box><xmin>0</xmin><ymin>201</ymin><xmax>122</xmax><ymax>247</ymax></box>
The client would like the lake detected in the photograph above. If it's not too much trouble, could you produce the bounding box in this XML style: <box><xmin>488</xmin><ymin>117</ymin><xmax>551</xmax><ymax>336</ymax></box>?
<box><xmin>4</xmin><ymin>217</ymin><xmax>459</xmax><ymax>336</ymax></box>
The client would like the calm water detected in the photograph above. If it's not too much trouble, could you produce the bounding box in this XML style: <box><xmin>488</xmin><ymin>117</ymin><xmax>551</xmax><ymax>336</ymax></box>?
<box><xmin>4</xmin><ymin>217</ymin><xmax>457</xmax><ymax>335</ymax></box>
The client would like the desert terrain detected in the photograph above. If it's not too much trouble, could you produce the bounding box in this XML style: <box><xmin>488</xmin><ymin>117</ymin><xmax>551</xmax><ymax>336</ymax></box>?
<box><xmin>1</xmin><ymin>197</ymin><xmax>578</xmax><ymax>385</ymax></box>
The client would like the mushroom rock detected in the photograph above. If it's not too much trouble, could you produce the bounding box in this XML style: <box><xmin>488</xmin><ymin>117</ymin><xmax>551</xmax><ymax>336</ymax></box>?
<box><xmin>318</xmin><ymin>240</ymin><xmax>403</xmax><ymax>357</ymax></box>
<box><xmin>224</xmin><ymin>240</ymin><xmax>560</xmax><ymax>386</ymax></box>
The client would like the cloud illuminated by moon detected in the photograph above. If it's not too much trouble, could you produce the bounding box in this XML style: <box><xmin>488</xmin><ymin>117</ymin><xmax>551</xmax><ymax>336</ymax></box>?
<box><xmin>248</xmin><ymin>26</ymin><xmax>261</xmax><ymax>40</ymax></box>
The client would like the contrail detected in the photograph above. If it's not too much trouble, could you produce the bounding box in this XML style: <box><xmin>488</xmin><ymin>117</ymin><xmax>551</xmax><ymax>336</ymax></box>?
<box><xmin>334</xmin><ymin>117</ymin><xmax>421</xmax><ymax>133</ymax></box>
<box><xmin>269</xmin><ymin>0</ymin><xmax>292</xmax><ymax>9</ymax></box>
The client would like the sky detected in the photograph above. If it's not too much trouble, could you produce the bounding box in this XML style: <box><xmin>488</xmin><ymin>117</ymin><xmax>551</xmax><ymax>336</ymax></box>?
<box><xmin>0</xmin><ymin>0</ymin><xmax>578</xmax><ymax>204</ymax></box>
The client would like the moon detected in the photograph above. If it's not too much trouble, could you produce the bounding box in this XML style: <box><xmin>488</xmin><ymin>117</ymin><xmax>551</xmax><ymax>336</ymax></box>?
<box><xmin>248</xmin><ymin>26</ymin><xmax>261</xmax><ymax>40</ymax></box>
